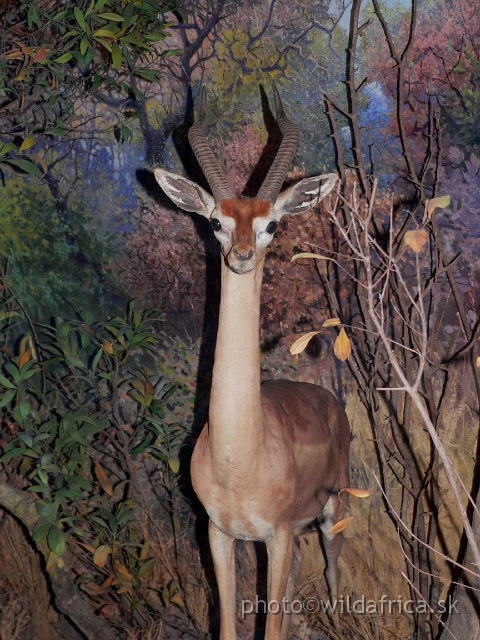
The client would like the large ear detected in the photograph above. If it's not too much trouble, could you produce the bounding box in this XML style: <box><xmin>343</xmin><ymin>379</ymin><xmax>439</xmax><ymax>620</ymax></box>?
<box><xmin>273</xmin><ymin>173</ymin><xmax>338</xmax><ymax>219</ymax></box>
<box><xmin>154</xmin><ymin>168</ymin><xmax>216</xmax><ymax>217</ymax></box>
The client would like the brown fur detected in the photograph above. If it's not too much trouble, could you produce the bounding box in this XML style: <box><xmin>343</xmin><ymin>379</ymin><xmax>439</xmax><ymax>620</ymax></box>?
<box><xmin>220</xmin><ymin>198</ymin><xmax>271</xmax><ymax>253</ymax></box>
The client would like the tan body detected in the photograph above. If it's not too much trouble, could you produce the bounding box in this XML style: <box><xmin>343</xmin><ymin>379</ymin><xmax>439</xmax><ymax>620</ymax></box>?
<box><xmin>155</xmin><ymin>87</ymin><xmax>350</xmax><ymax>640</ymax></box>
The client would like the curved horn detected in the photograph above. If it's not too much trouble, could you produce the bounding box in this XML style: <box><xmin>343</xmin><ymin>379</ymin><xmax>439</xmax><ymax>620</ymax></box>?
<box><xmin>188</xmin><ymin>87</ymin><xmax>235</xmax><ymax>203</ymax></box>
<box><xmin>256</xmin><ymin>85</ymin><xmax>299</xmax><ymax>203</ymax></box>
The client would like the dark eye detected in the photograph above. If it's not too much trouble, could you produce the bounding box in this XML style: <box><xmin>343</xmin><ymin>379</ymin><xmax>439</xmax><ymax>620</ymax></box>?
<box><xmin>211</xmin><ymin>218</ymin><xmax>222</xmax><ymax>232</ymax></box>
<box><xmin>266</xmin><ymin>221</ymin><xmax>277</xmax><ymax>234</ymax></box>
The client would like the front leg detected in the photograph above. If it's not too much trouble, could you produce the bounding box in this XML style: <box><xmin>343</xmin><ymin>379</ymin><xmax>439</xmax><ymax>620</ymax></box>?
<box><xmin>209</xmin><ymin>520</ymin><xmax>236</xmax><ymax>640</ymax></box>
<box><xmin>265</xmin><ymin>526</ymin><xmax>294</xmax><ymax>640</ymax></box>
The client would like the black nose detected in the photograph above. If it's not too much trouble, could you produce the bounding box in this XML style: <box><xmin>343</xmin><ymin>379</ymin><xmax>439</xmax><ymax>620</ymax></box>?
<box><xmin>233</xmin><ymin>247</ymin><xmax>253</xmax><ymax>261</ymax></box>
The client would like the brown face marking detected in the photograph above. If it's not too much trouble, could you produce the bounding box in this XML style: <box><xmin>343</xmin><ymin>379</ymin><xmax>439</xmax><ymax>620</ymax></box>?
<box><xmin>220</xmin><ymin>198</ymin><xmax>271</xmax><ymax>254</ymax></box>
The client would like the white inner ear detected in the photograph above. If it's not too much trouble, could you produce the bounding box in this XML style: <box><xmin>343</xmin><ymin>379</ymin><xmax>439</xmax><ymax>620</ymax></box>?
<box><xmin>273</xmin><ymin>173</ymin><xmax>338</xmax><ymax>219</ymax></box>
<box><xmin>154</xmin><ymin>168</ymin><xmax>216</xmax><ymax>217</ymax></box>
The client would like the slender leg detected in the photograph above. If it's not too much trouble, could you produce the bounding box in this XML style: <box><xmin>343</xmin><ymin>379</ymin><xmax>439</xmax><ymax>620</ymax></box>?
<box><xmin>318</xmin><ymin>495</ymin><xmax>344</xmax><ymax>600</ymax></box>
<box><xmin>279</xmin><ymin>542</ymin><xmax>304</xmax><ymax>640</ymax></box>
<box><xmin>209</xmin><ymin>521</ymin><xmax>236</xmax><ymax>640</ymax></box>
<box><xmin>265</xmin><ymin>527</ymin><xmax>294</xmax><ymax>640</ymax></box>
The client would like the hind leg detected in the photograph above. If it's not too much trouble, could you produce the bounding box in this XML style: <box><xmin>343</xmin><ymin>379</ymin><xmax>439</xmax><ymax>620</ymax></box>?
<box><xmin>318</xmin><ymin>495</ymin><xmax>346</xmax><ymax>600</ymax></box>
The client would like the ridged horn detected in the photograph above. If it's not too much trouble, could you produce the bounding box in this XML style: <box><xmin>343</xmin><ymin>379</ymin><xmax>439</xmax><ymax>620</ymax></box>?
<box><xmin>188</xmin><ymin>87</ymin><xmax>235</xmax><ymax>203</ymax></box>
<box><xmin>256</xmin><ymin>85</ymin><xmax>299</xmax><ymax>203</ymax></box>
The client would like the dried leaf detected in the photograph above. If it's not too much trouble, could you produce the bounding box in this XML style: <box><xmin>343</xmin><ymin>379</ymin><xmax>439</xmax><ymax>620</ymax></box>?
<box><xmin>19</xmin><ymin>348</ymin><xmax>31</xmax><ymax>370</ymax></box>
<box><xmin>322</xmin><ymin>318</ymin><xmax>341</xmax><ymax>328</ymax></box>
<box><xmin>289</xmin><ymin>331</ymin><xmax>321</xmax><ymax>355</ymax></box>
<box><xmin>427</xmin><ymin>195</ymin><xmax>450</xmax><ymax>219</ymax></box>
<box><xmin>329</xmin><ymin>516</ymin><xmax>354</xmax><ymax>535</ymax></box>
<box><xmin>170</xmin><ymin>592</ymin><xmax>185</xmax><ymax>608</ymax></box>
<box><xmin>95</xmin><ymin>461</ymin><xmax>107</xmax><ymax>479</ymax></box>
<box><xmin>404</xmin><ymin>229</ymin><xmax>428</xmax><ymax>253</ymax></box>
<box><xmin>33</xmin><ymin>47</ymin><xmax>47</xmax><ymax>63</ymax></box>
<box><xmin>77</xmin><ymin>541</ymin><xmax>96</xmax><ymax>554</ymax></box>
<box><xmin>334</xmin><ymin>328</ymin><xmax>351</xmax><ymax>361</ymax></box>
<box><xmin>343</xmin><ymin>488</ymin><xmax>373</xmax><ymax>498</ymax></box>
<box><xmin>92</xmin><ymin>466</ymin><xmax>115</xmax><ymax>499</ymax></box>
<box><xmin>99</xmin><ymin>603</ymin><xmax>119</xmax><ymax>620</ymax></box>
<box><xmin>93</xmin><ymin>545</ymin><xmax>112</xmax><ymax>568</ymax></box>
<box><xmin>114</xmin><ymin>560</ymin><xmax>133</xmax><ymax>581</ymax></box>
<box><xmin>291</xmin><ymin>252</ymin><xmax>334</xmax><ymax>263</ymax></box>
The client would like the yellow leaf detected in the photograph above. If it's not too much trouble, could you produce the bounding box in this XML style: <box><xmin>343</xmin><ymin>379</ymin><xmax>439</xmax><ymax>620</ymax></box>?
<box><xmin>334</xmin><ymin>328</ymin><xmax>351</xmax><ymax>361</ymax></box>
<box><xmin>343</xmin><ymin>488</ymin><xmax>373</xmax><ymax>498</ymax></box>
<box><xmin>103</xmin><ymin>341</ymin><xmax>115</xmax><ymax>354</ymax></box>
<box><xmin>291</xmin><ymin>252</ymin><xmax>334</xmax><ymax>263</ymax></box>
<box><xmin>19</xmin><ymin>136</ymin><xmax>36</xmax><ymax>151</ymax></box>
<box><xmin>14</xmin><ymin>67</ymin><xmax>30</xmax><ymax>81</ymax></box>
<box><xmin>476</xmin><ymin>356</ymin><xmax>480</xmax><ymax>368</ymax></box>
<box><xmin>168</xmin><ymin>456</ymin><xmax>180</xmax><ymax>474</ymax></box>
<box><xmin>114</xmin><ymin>560</ymin><xmax>133</xmax><ymax>581</ymax></box>
<box><xmin>46</xmin><ymin>551</ymin><xmax>60</xmax><ymax>571</ymax></box>
<box><xmin>404</xmin><ymin>229</ymin><xmax>428</xmax><ymax>253</ymax></box>
<box><xmin>139</xmin><ymin>540</ymin><xmax>150</xmax><ymax>561</ymax></box>
<box><xmin>170</xmin><ymin>592</ymin><xmax>185</xmax><ymax>608</ymax></box>
<box><xmin>93</xmin><ymin>545</ymin><xmax>112</xmax><ymax>568</ymax></box>
<box><xmin>329</xmin><ymin>516</ymin><xmax>354</xmax><ymax>535</ymax></box>
<box><xmin>427</xmin><ymin>195</ymin><xmax>450</xmax><ymax>219</ymax></box>
<box><xmin>289</xmin><ymin>331</ymin><xmax>321</xmax><ymax>355</ymax></box>
<box><xmin>322</xmin><ymin>318</ymin><xmax>341</xmax><ymax>328</ymax></box>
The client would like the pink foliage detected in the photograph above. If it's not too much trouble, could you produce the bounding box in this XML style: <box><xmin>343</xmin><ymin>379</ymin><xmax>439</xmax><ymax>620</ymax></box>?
<box><xmin>365</xmin><ymin>0</ymin><xmax>480</xmax><ymax>134</ymax></box>
<box><xmin>116</xmin><ymin>198</ymin><xmax>207</xmax><ymax>333</ymax></box>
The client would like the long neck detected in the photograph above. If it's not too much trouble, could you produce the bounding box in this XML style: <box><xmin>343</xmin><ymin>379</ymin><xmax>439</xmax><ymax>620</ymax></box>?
<box><xmin>208</xmin><ymin>257</ymin><xmax>265</xmax><ymax>461</ymax></box>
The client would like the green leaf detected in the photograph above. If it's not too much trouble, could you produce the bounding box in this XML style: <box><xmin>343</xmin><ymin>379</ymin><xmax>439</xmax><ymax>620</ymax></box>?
<box><xmin>54</xmin><ymin>52</ymin><xmax>74</xmax><ymax>63</ymax></box>
<box><xmin>0</xmin><ymin>310</ymin><xmax>21</xmax><ymax>322</ymax></box>
<box><xmin>18</xmin><ymin>399</ymin><xmax>31</xmax><ymax>420</ymax></box>
<box><xmin>134</xmin><ymin>69</ymin><xmax>160</xmax><ymax>82</ymax></box>
<box><xmin>91</xmin><ymin>348</ymin><xmax>103</xmax><ymax>371</ymax></box>
<box><xmin>33</xmin><ymin>519</ymin><xmax>51</xmax><ymax>544</ymax></box>
<box><xmin>168</xmin><ymin>456</ymin><xmax>180</xmax><ymax>474</ymax></box>
<box><xmin>130</xmin><ymin>439</ymin><xmax>151</xmax><ymax>455</ymax></box>
<box><xmin>92</xmin><ymin>29</ymin><xmax>117</xmax><ymax>38</ymax></box>
<box><xmin>74</xmin><ymin>7</ymin><xmax>87</xmax><ymax>31</ymax></box>
<box><xmin>48</xmin><ymin>527</ymin><xmax>66</xmax><ymax>556</ymax></box>
<box><xmin>164</xmin><ymin>49</ymin><xmax>183</xmax><ymax>57</ymax></box>
<box><xmin>80</xmin><ymin>38</ymin><xmax>89</xmax><ymax>55</ymax></box>
<box><xmin>65</xmin><ymin>355</ymin><xmax>87</xmax><ymax>369</ymax></box>
<box><xmin>97</xmin><ymin>12</ymin><xmax>124</xmax><ymax>21</ymax></box>
<box><xmin>0</xmin><ymin>142</ymin><xmax>16</xmax><ymax>157</ymax></box>
<box><xmin>111</xmin><ymin>42</ymin><xmax>122</xmax><ymax>70</ymax></box>
<box><xmin>95</xmin><ymin>0</ymin><xmax>110</xmax><ymax>11</ymax></box>
<box><xmin>0</xmin><ymin>447</ymin><xmax>38</xmax><ymax>462</ymax></box>
<box><xmin>3</xmin><ymin>158</ymin><xmax>42</xmax><ymax>176</ymax></box>
<box><xmin>0</xmin><ymin>389</ymin><xmax>16</xmax><ymax>408</ymax></box>
<box><xmin>0</xmin><ymin>374</ymin><xmax>16</xmax><ymax>389</ymax></box>
<box><xmin>17</xmin><ymin>432</ymin><xmax>33</xmax><ymax>447</ymax></box>
<box><xmin>138</xmin><ymin>557</ymin><xmax>158</xmax><ymax>578</ymax></box>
